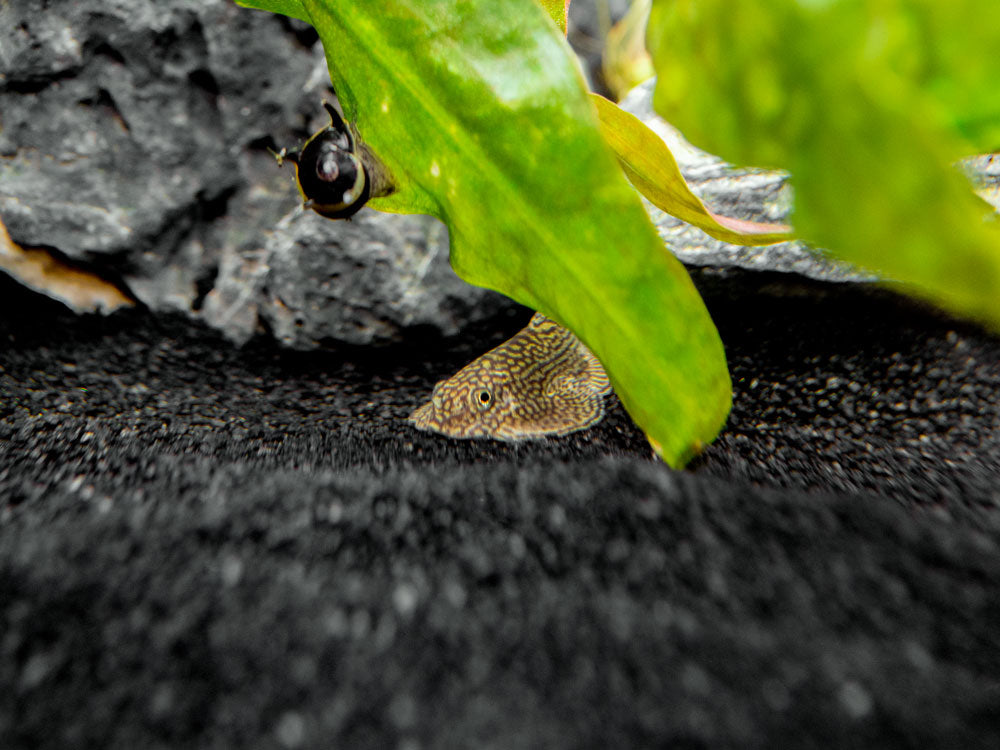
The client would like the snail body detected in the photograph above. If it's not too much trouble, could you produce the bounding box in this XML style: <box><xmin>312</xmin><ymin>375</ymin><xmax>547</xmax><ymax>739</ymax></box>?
<box><xmin>276</xmin><ymin>102</ymin><xmax>394</xmax><ymax>219</ymax></box>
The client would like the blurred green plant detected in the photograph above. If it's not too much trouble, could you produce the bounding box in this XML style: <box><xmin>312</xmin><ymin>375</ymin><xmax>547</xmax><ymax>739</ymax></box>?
<box><xmin>236</xmin><ymin>0</ymin><xmax>745</xmax><ymax>466</ymax></box>
<box><xmin>648</xmin><ymin>0</ymin><xmax>1000</xmax><ymax>328</ymax></box>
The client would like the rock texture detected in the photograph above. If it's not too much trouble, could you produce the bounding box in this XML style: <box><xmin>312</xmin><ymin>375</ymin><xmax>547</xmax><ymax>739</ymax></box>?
<box><xmin>202</xmin><ymin>209</ymin><xmax>499</xmax><ymax>347</ymax></box>
<box><xmin>0</xmin><ymin>1</ymin><xmax>307</xmax><ymax>278</ymax></box>
<box><xmin>0</xmin><ymin>0</ymin><xmax>503</xmax><ymax>342</ymax></box>
<box><xmin>963</xmin><ymin>152</ymin><xmax>1000</xmax><ymax>210</ymax></box>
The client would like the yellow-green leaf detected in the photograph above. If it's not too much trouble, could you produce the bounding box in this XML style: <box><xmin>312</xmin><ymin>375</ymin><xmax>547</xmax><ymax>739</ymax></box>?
<box><xmin>536</xmin><ymin>0</ymin><xmax>569</xmax><ymax>34</ymax></box>
<box><xmin>593</xmin><ymin>94</ymin><xmax>793</xmax><ymax>245</ymax></box>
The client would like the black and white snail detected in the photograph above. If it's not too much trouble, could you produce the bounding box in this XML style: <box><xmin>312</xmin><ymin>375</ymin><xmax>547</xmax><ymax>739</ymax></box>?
<box><xmin>274</xmin><ymin>102</ymin><xmax>394</xmax><ymax>219</ymax></box>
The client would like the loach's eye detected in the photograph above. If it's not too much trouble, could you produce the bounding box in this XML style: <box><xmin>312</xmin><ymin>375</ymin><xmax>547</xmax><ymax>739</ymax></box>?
<box><xmin>476</xmin><ymin>389</ymin><xmax>493</xmax><ymax>410</ymax></box>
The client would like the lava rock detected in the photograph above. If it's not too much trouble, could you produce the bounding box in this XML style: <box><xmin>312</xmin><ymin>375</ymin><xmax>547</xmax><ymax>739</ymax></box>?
<box><xmin>202</xmin><ymin>208</ymin><xmax>507</xmax><ymax>347</ymax></box>
<box><xmin>0</xmin><ymin>0</ymin><xmax>500</xmax><ymax>342</ymax></box>
<box><xmin>0</xmin><ymin>1</ymin><xmax>307</xmax><ymax>259</ymax></box>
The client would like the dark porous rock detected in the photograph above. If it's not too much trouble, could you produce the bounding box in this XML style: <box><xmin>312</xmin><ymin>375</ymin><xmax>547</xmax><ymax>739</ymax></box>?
<box><xmin>0</xmin><ymin>0</ymin><xmax>315</xmax><ymax>306</ymax></box>
<box><xmin>0</xmin><ymin>0</ymin><xmax>313</xmax><ymax>264</ymax></box>
<box><xmin>202</xmin><ymin>208</ymin><xmax>507</xmax><ymax>347</ymax></box>
<box><xmin>0</xmin><ymin>0</ymin><xmax>498</xmax><ymax>343</ymax></box>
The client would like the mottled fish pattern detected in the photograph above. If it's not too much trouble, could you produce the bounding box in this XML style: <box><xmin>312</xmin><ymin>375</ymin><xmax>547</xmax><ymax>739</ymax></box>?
<box><xmin>409</xmin><ymin>313</ymin><xmax>612</xmax><ymax>440</ymax></box>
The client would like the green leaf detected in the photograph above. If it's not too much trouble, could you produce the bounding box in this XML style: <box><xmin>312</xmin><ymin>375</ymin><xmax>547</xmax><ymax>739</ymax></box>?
<box><xmin>647</xmin><ymin>0</ymin><xmax>1000</xmax><ymax>329</ymax></box>
<box><xmin>236</xmin><ymin>0</ymin><xmax>732</xmax><ymax>465</ymax></box>
<box><xmin>536</xmin><ymin>0</ymin><xmax>569</xmax><ymax>34</ymax></box>
<box><xmin>592</xmin><ymin>94</ymin><xmax>793</xmax><ymax>245</ymax></box>
<box><xmin>234</xmin><ymin>0</ymin><xmax>310</xmax><ymax>24</ymax></box>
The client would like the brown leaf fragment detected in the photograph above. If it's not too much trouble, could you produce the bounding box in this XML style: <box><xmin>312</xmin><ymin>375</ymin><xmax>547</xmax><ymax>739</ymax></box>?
<box><xmin>0</xmin><ymin>217</ymin><xmax>133</xmax><ymax>314</ymax></box>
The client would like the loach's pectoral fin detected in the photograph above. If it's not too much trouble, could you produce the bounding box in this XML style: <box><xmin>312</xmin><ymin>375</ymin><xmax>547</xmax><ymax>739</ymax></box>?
<box><xmin>407</xmin><ymin>400</ymin><xmax>433</xmax><ymax>430</ymax></box>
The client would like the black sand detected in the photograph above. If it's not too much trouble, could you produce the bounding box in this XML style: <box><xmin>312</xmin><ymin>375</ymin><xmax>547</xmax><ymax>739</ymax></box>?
<box><xmin>2</xmin><ymin>269</ymin><xmax>999</xmax><ymax>749</ymax></box>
